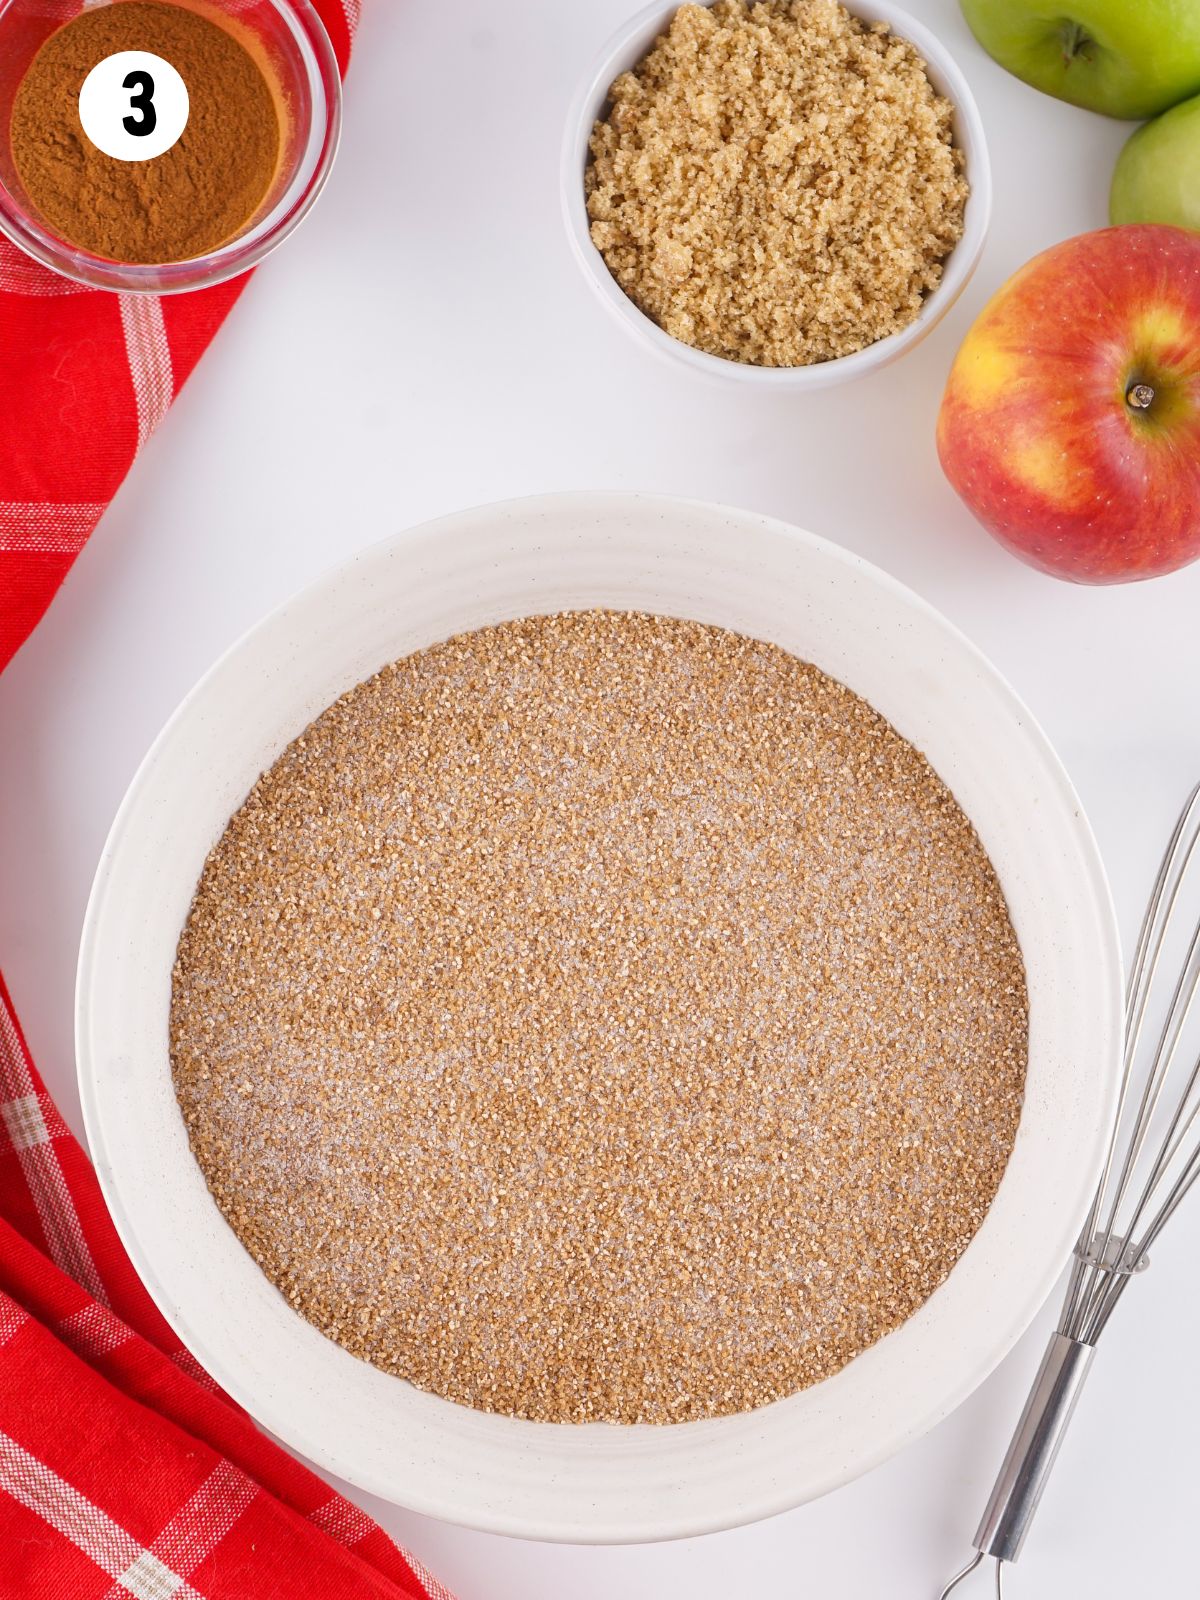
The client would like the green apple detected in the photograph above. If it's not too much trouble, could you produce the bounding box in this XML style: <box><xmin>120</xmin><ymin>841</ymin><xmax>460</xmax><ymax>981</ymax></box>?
<box><xmin>959</xmin><ymin>0</ymin><xmax>1200</xmax><ymax>120</ymax></box>
<box><xmin>1112</xmin><ymin>93</ymin><xmax>1200</xmax><ymax>230</ymax></box>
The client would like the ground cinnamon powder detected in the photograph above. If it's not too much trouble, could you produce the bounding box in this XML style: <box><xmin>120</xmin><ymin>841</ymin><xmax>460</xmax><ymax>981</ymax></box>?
<box><xmin>11</xmin><ymin>1</ymin><xmax>281</xmax><ymax>264</ymax></box>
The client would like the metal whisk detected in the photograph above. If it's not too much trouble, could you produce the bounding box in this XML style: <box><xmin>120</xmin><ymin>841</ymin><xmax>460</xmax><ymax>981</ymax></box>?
<box><xmin>938</xmin><ymin>781</ymin><xmax>1200</xmax><ymax>1598</ymax></box>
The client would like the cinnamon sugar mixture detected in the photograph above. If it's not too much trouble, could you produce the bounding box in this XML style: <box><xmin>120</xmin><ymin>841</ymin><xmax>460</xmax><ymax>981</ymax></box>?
<box><xmin>170</xmin><ymin>612</ymin><xmax>1027</xmax><ymax>1424</ymax></box>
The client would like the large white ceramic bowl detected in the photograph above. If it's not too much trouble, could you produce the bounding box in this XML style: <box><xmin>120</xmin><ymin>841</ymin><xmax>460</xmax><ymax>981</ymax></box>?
<box><xmin>562</xmin><ymin>0</ymin><xmax>992</xmax><ymax>388</ymax></box>
<box><xmin>78</xmin><ymin>494</ymin><xmax>1120</xmax><ymax>1543</ymax></box>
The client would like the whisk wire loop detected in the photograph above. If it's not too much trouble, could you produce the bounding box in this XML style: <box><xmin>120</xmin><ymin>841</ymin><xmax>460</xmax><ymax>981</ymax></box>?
<box><xmin>937</xmin><ymin>1550</ymin><xmax>1004</xmax><ymax>1599</ymax></box>
<box><xmin>1063</xmin><ymin>783</ymin><xmax>1200</xmax><ymax>1346</ymax></box>
<box><xmin>935</xmin><ymin>782</ymin><xmax>1200</xmax><ymax>1597</ymax></box>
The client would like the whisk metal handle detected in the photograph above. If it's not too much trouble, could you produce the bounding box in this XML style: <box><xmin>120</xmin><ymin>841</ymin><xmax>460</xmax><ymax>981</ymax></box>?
<box><xmin>972</xmin><ymin>1332</ymin><xmax>1095</xmax><ymax>1565</ymax></box>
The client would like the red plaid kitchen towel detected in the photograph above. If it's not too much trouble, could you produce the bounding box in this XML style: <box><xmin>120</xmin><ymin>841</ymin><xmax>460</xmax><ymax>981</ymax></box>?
<box><xmin>0</xmin><ymin>5</ymin><xmax>454</xmax><ymax>1596</ymax></box>
<box><xmin>0</xmin><ymin>0</ymin><xmax>362</xmax><ymax>674</ymax></box>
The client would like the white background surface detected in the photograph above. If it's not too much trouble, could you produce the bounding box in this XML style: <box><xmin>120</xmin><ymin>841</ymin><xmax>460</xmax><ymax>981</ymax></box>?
<box><xmin>1</xmin><ymin>1</ymin><xmax>1198</xmax><ymax>1595</ymax></box>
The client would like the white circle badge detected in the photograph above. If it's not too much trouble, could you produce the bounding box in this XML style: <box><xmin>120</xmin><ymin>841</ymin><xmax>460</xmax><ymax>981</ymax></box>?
<box><xmin>78</xmin><ymin>50</ymin><xmax>189</xmax><ymax>162</ymax></box>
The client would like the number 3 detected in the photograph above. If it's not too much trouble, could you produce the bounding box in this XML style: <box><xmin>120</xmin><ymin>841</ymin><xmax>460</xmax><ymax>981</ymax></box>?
<box><xmin>122</xmin><ymin>69</ymin><xmax>157</xmax><ymax>137</ymax></box>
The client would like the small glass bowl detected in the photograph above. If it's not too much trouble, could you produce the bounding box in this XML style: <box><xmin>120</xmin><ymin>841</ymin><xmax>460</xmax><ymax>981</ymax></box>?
<box><xmin>0</xmin><ymin>0</ymin><xmax>341</xmax><ymax>294</ymax></box>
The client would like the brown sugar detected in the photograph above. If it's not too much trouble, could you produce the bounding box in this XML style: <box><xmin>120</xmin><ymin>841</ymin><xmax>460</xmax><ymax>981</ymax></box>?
<box><xmin>10</xmin><ymin>2</ymin><xmax>280</xmax><ymax>263</ymax></box>
<box><xmin>586</xmin><ymin>0</ymin><xmax>969</xmax><ymax>367</ymax></box>
<box><xmin>170</xmin><ymin>612</ymin><xmax>1027</xmax><ymax>1424</ymax></box>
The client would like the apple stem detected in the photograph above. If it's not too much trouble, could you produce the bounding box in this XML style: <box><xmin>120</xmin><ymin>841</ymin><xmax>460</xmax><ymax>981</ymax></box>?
<box><xmin>1127</xmin><ymin>382</ymin><xmax>1156</xmax><ymax>412</ymax></box>
<box><xmin>1060</xmin><ymin>21</ymin><xmax>1094</xmax><ymax>64</ymax></box>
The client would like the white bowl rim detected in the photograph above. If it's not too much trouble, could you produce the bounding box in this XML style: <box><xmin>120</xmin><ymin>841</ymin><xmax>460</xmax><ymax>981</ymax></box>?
<box><xmin>561</xmin><ymin>0</ymin><xmax>993</xmax><ymax>388</ymax></box>
<box><xmin>76</xmin><ymin>492</ymin><xmax>1121</xmax><ymax>1543</ymax></box>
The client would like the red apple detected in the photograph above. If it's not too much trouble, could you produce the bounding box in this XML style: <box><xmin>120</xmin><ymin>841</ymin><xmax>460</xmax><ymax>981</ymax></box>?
<box><xmin>936</xmin><ymin>225</ymin><xmax>1200</xmax><ymax>583</ymax></box>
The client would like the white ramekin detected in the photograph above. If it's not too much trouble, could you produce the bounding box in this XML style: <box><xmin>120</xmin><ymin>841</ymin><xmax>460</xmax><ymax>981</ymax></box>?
<box><xmin>562</xmin><ymin>1</ymin><xmax>992</xmax><ymax>388</ymax></box>
<box><xmin>77</xmin><ymin>494</ymin><xmax>1118</xmax><ymax>1543</ymax></box>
